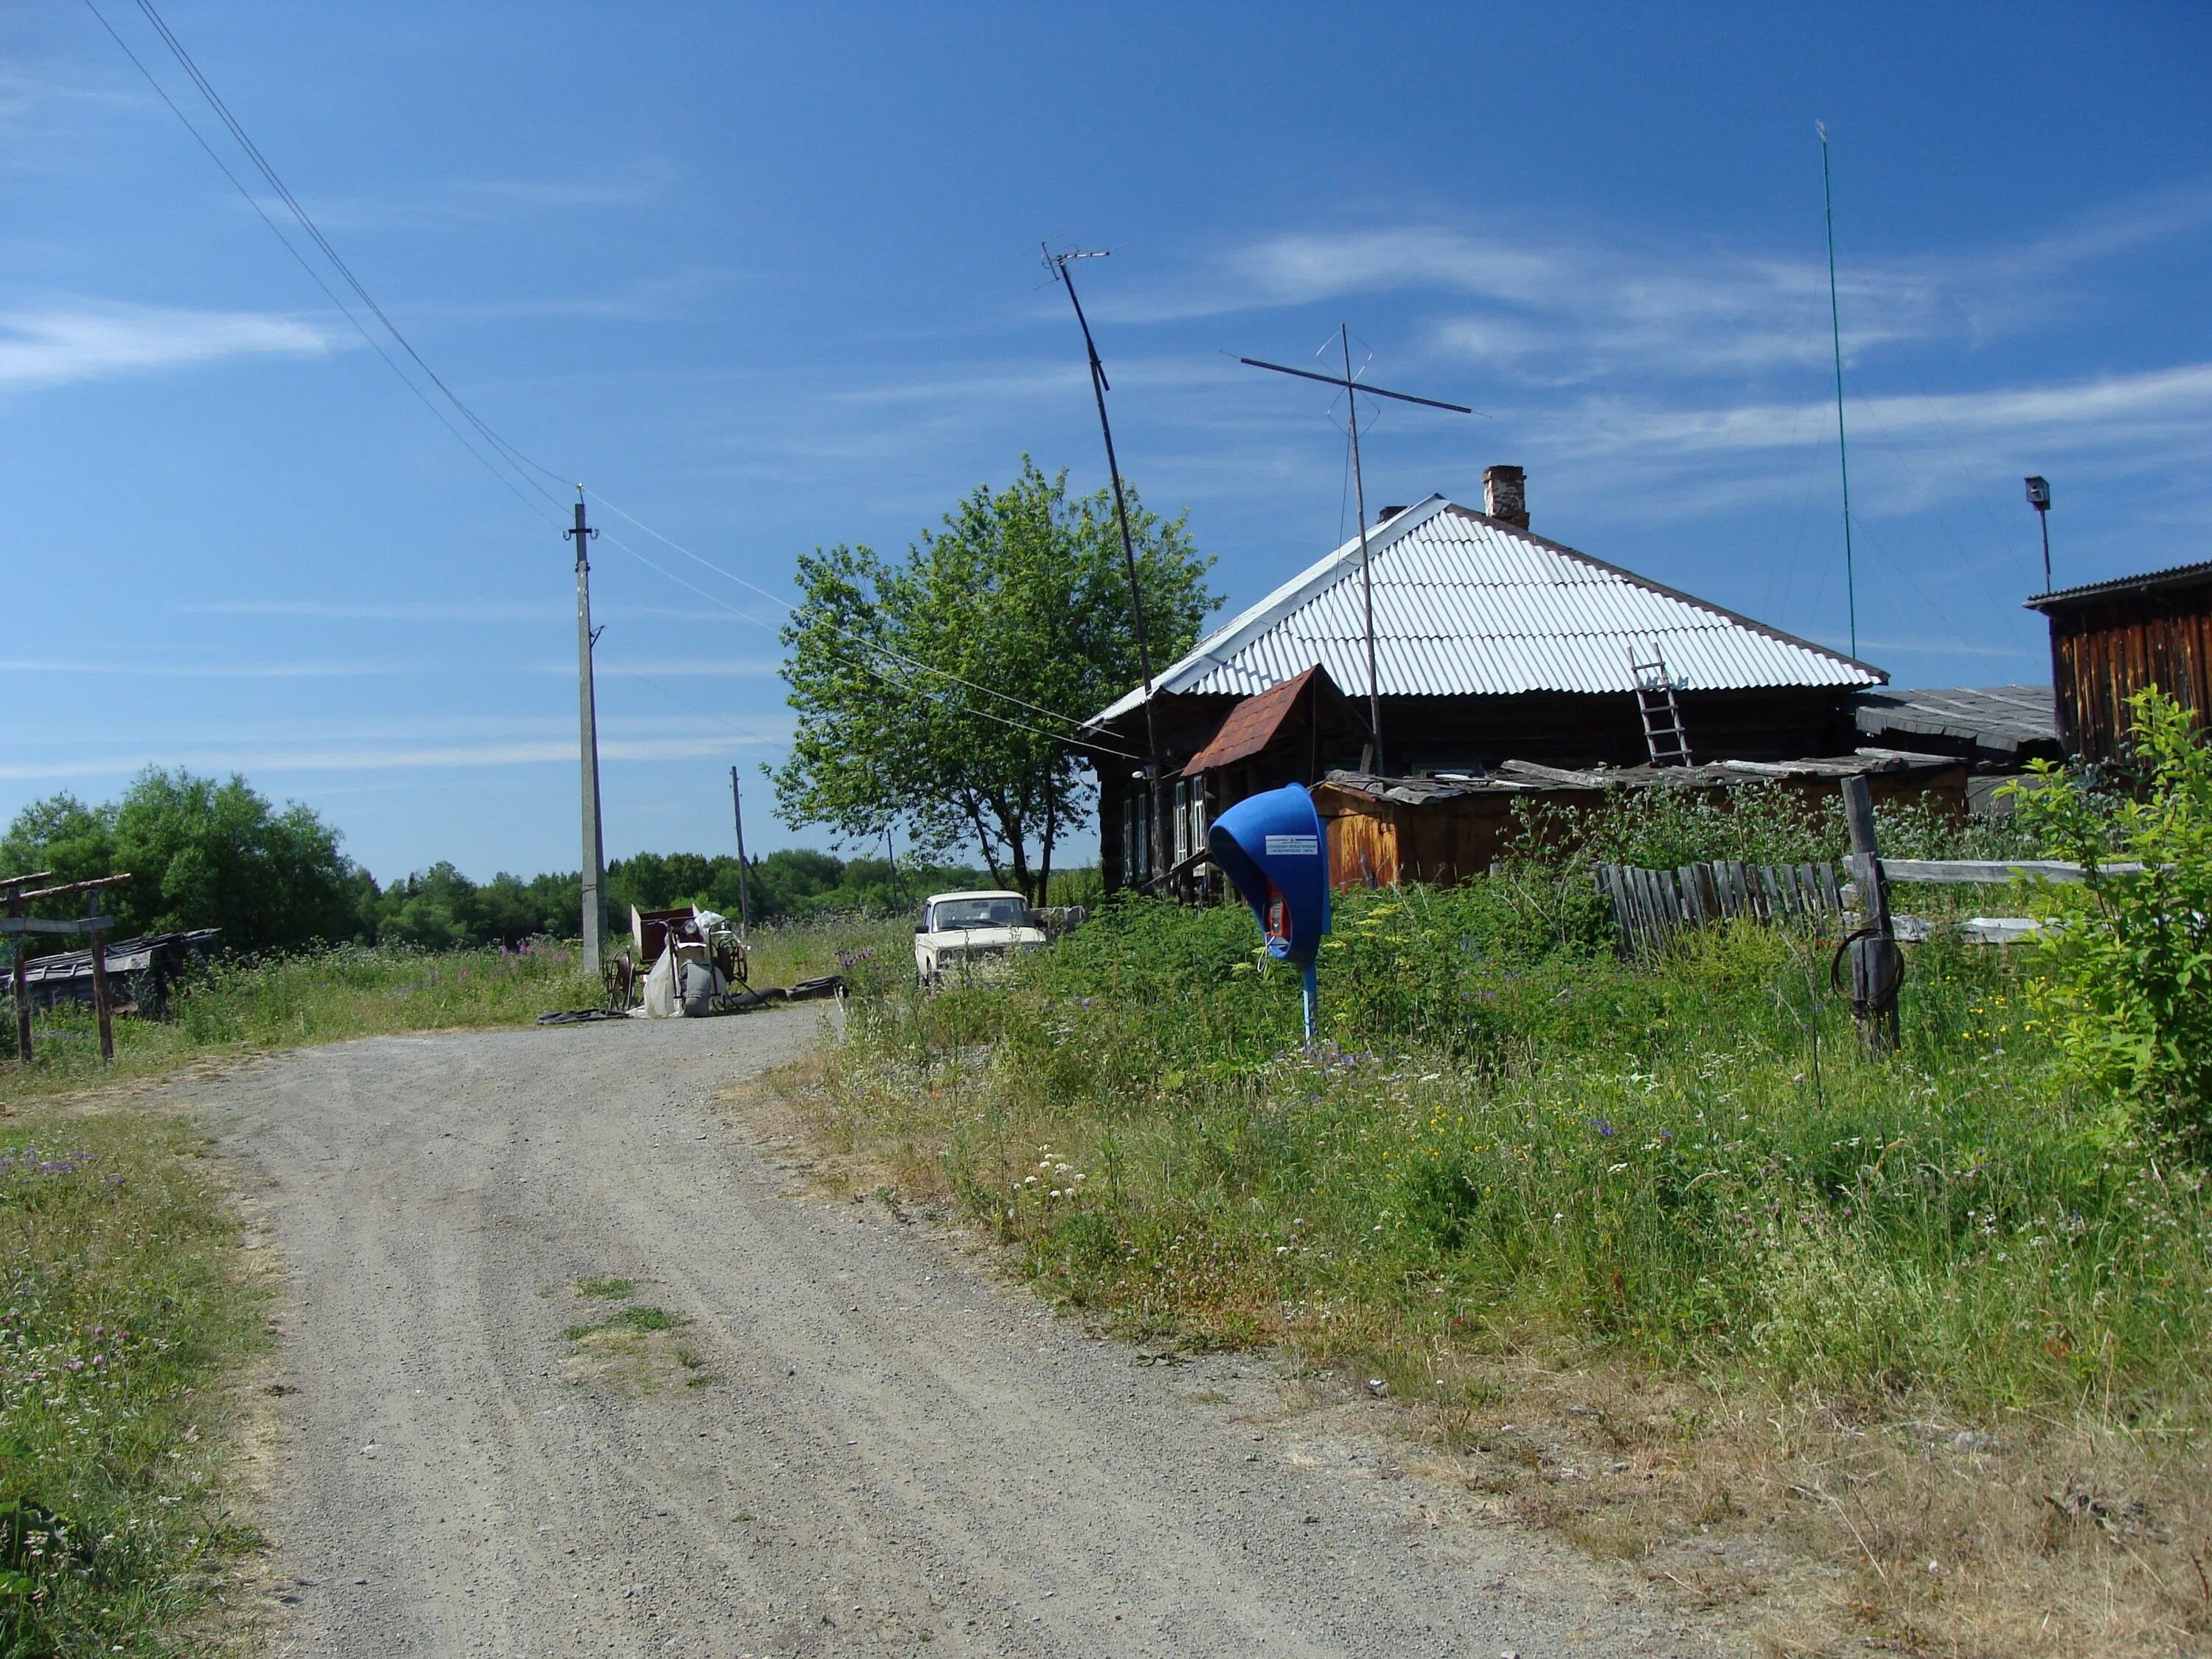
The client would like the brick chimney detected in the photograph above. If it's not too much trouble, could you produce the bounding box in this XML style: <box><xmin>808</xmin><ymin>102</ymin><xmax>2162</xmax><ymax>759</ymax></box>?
<box><xmin>1483</xmin><ymin>465</ymin><xmax>1528</xmax><ymax>529</ymax></box>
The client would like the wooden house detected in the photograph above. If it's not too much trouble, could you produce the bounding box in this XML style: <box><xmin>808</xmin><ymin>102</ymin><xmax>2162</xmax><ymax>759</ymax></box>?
<box><xmin>1084</xmin><ymin>480</ymin><xmax>1888</xmax><ymax>891</ymax></box>
<box><xmin>2025</xmin><ymin>560</ymin><xmax>2212</xmax><ymax>762</ymax></box>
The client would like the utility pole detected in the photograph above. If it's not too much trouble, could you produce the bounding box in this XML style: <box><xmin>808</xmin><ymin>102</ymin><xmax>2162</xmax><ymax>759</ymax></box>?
<box><xmin>728</xmin><ymin>765</ymin><xmax>751</xmax><ymax>936</ymax></box>
<box><xmin>568</xmin><ymin>491</ymin><xmax>606</xmax><ymax>974</ymax></box>
<box><xmin>1043</xmin><ymin>246</ymin><xmax>1169</xmax><ymax>889</ymax></box>
<box><xmin>1240</xmin><ymin>333</ymin><xmax>1473</xmax><ymax>774</ymax></box>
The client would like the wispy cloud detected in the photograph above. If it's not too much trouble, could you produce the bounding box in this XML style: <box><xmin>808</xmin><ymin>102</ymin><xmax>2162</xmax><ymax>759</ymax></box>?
<box><xmin>0</xmin><ymin>656</ymin><xmax>427</xmax><ymax>678</ymax></box>
<box><xmin>0</xmin><ymin>301</ymin><xmax>339</xmax><ymax>391</ymax></box>
<box><xmin>241</xmin><ymin>159</ymin><xmax>678</xmax><ymax>232</ymax></box>
<box><xmin>1095</xmin><ymin>188</ymin><xmax>2212</xmax><ymax>386</ymax></box>
<box><xmin>0</xmin><ymin>725</ymin><xmax>790</xmax><ymax>784</ymax></box>
<box><xmin>179</xmin><ymin>599</ymin><xmax>566</xmax><ymax>623</ymax></box>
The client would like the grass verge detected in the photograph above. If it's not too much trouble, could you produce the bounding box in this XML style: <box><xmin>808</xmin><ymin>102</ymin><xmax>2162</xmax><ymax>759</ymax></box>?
<box><xmin>0</xmin><ymin>1101</ymin><xmax>258</xmax><ymax>1655</ymax></box>
<box><xmin>2</xmin><ymin>915</ymin><xmax>906</xmax><ymax>1107</ymax></box>
<box><xmin>791</xmin><ymin>879</ymin><xmax>2212</xmax><ymax>1657</ymax></box>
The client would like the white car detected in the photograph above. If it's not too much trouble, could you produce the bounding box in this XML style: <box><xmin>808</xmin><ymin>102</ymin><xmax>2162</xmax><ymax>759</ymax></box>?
<box><xmin>914</xmin><ymin>890</ymin><xmax>1046</xmax><ymax>985</ymax></box>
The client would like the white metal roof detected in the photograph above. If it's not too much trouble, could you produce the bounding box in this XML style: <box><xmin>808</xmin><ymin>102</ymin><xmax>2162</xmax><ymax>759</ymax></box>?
<box><xmin>1088</xmin><ymin>495</ymin><xmax>1883</xmax><ymax>726</ymax></box>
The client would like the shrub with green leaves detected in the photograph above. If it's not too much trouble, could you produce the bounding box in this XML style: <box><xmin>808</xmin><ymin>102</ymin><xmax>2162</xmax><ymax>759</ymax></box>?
<box><xmin>2008</xmin><ymin>688</ymin><xmax>2212</xmax><ymax>1150</ymax></box>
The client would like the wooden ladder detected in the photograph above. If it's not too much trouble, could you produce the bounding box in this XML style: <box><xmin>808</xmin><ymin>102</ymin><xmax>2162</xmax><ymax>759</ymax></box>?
<box><xmin>1630</xmin><ymin>648</ymin><xmax>1693</xmax><ymax>767</ymax></box>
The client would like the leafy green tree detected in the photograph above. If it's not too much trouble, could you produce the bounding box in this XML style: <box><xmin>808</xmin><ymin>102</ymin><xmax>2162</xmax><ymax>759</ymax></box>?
<box><xmin>1</xmin><ymin>770</ymin><xmax>358</xmax><ymax>953</ymax></box>
<box><xmin>773</xmin><ymin>459</ymin><xmax>1214</xmax><ymax>901</ymax></box>
<box><xmin>2009</xmin><ymin>688</ymin><xmax>2212</xmax><ymax>1151</ymax></box>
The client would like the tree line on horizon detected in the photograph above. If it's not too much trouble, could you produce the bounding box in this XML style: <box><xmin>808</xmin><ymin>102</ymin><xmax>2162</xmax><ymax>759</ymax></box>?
<box><xmin>0</xmin><ymin>769</ymin><xmax>1004</xmax><ymax>959</ymax></box>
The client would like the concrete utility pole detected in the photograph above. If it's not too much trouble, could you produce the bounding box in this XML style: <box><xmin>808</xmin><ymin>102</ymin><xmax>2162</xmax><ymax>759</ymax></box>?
<box><xmin>728</xmin><ymin>766</ymin><xmax>751</xmax><ymax>936</ymax></box>
<box><xmin>568</xmin><ymin>493</ymin><xmax>607</xmax><ymax>974</ymax></box>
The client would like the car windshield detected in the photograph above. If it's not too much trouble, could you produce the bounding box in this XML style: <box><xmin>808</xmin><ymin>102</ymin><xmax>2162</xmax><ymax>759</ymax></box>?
<box><xmin>931</xmin><ymin>897</ymin><xmax>1026</xmax><ymax>931</ymax></box>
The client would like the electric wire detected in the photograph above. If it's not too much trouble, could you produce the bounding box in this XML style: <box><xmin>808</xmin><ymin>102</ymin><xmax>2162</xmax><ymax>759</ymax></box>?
<box><xmin>593</xmin><ymin>526</ymin><xmax>1144</xmax><ymax>762</ymax></box>
<box><xmin>89</xmin><ymin>0</ymin><xmax>1138</xmax><ymax>764</ymax></box>
<box><xmin>585</xmin><ymin>490</ymin><xmax>1116</xmax><ymax>737</ymax></box>
<box><xmin>130</xmin><ymin>0</ymin><xmax>571</xmax><ymax>510</ymax></box>
<box><xmin>78</xmin><ymin>0</ymin><xmax>563</xmax><ymax>529</ymax></box>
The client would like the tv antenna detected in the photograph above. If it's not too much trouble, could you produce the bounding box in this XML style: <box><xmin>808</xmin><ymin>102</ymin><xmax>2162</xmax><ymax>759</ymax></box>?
<box><xmin>1242</xmin><ymin>327</ymin><xmax>1475</xmax><ymax>772</ymax></box>
<box><xmin>1043</xmin><ymin>242</ymin><xmax>1169</xmax><ymax>887</ymax></box>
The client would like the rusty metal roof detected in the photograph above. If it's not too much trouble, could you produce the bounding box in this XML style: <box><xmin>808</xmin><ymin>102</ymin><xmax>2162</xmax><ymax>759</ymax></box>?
<box><xmin>1179</xmin><ymin>665</ymin><xmax>1363</xmax><ymax>776</ymax></box>
<box><xmin>1088</xmin><ymin>495</ymin><xmax>1883</xmax><ymax>728</ymax></box>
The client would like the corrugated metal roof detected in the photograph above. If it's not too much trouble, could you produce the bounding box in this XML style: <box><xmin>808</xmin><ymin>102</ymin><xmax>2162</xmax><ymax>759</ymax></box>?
<box><xmin>2023</xmin><ymin>559</ymin><xmax>2212</xmax><ymax>611</ymax></box>
<box><xmin>1852</xmin><ymin>685</ymin><xmax>2058</xmax><ymax>757</ymax></box>
<box><xmin>1088</xmin><ymin>495</ymin><xmax>1884</xmax><ymax>727</ymax></box>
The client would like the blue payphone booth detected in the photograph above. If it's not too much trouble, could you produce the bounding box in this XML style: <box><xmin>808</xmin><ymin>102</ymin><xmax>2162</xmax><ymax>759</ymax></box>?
<box><xmin>1206</xmin><ymin>783</ymin><xmax>1332</xmax><ymax>1038</ymax></box>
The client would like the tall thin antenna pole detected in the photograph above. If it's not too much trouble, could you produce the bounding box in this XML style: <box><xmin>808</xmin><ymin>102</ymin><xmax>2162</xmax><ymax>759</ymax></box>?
<box><xmin>1239</xmin><ymin>342</ymin><xmax>1473</xmax><ymax>777</ymax></box>
<box><xmin>1339</xmin><ymin>324</ymin><xmax>1385</xmax><ymax>771</ymax></box>
<box><xmin>1819</xmin><ymin>122</ymin><xmax>1859</xmax><ymax>659</ymax></box>
<box><xmin>1045</xmin><ymin>246</ymin><xmax>1167</xmax><ymax>888</ymax></box>
<box><xmin>567</xmin><ymin>491</ymin><xmax>606</xmax><ymax>973</ymax></box>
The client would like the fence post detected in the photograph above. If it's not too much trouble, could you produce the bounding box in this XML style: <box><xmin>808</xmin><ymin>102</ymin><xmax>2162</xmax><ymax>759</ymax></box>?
<box><xmin>1840</xmin><ymin>776</ymin><xmax>1901</xmax><ymax>1054</ymax></box>
<box><xmin>86</xmin><ymin>890</ymin><xmax>114</xmax><ymax>1064</ymax></box>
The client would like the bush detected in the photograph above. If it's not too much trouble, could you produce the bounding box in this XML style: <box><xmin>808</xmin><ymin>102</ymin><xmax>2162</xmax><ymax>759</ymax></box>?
<box><xmin>2008</xmin><ymin>688</ymin><xmax>2212</xmax><ymax>1150</ymax></box>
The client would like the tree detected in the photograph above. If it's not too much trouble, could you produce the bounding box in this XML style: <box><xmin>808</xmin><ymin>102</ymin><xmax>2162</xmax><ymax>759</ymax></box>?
<box><xmin>1</xmin><ymin>769</ymin><xmax>360</xmax><ymax>953</ymax></box>
<box><xmin>773</xmin><ymin>459</ymin><xmax>1214</xmax><ymax>900</ymax></box>
<box><xmin>2008</xmin><ymin>688</ymin><xmax>2212</xmax><ymax>1152</ymax></box>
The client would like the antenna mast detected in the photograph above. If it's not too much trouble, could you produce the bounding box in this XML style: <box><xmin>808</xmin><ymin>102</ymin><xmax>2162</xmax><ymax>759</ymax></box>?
<box><xmin>1239</xmin><ymin>334</ymin><xmax>1475</xmax><ymax>773</ymax></box>
<box><xmin>1819</xmin><ymin>122</ymin><xmax>1859</xmax><ymax>659</ymax></box>
<box><xmin>1043</xmin><ymin>245</ymin><xmax>1169</xmax><ymax>888</ymax></box>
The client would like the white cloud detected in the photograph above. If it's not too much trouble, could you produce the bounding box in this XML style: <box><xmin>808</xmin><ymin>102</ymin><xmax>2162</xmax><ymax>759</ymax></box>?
<box><xmin>0</xmin><ymin>301</ymin><xmax>337</xmax><ymax>391</ymax></box>
<box><xmin>1546</xmin><ymin>363</ymin><xmax>2212</xmax><ymax>460</ymax></box>
<box><xmin>1093</xmin><ymin>188</ymin><xmax>2212</xmax><ymax>386</ymax></box>
<box><xmin>0</xmin><ymin>656</ymin><xmax>425</xmax><ymax>678</ymax></box>
<box><xmin>0</xmin><ymin>726</ymin><xmax>788</xmax><ymax>783</ymax></box>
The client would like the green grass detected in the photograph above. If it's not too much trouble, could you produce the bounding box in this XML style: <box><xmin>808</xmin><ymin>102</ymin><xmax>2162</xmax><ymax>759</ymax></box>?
<box><xmin>0</xmin><ymin>1107</ymin><xmax>257</xmax><ymax>1655</ymax></box>
<box><xmin>813</xmin><ymin>876</ymin><xmax>2211</xmax><ymax>1420</ymax></box>
<box><xmin>1</xmin><ymin>915</ymin><xmax>912</xmax><ymax>1107</ymax></box>
<box><xmin>574</xmin><ymin>1276</ymin><xmax>633</xmax><ymax>1300</ymax></box>
<box><xmin>563</xmin><ymin>1305</ymin><xmax>681</xmax><ymax>1341</ymax></box>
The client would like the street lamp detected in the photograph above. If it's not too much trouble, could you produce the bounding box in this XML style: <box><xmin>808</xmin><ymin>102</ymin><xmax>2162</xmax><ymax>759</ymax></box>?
<box><xmin>2025</xmin><ymin>475</ymin><xmax>2052</xmax><ymax>593</ymax></box>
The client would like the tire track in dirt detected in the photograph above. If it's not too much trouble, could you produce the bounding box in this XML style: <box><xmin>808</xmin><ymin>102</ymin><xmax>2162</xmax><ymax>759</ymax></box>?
<box><xmin>198</xmin><ymin>1012</ymin><xmax>1719</xmax><ymax>1657</ymax></box>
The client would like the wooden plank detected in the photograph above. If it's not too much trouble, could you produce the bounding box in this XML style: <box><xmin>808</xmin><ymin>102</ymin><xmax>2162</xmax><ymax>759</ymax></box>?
<box><xmin>1694</xmin><ymin>862</ymin><xmax>1723</xmax><ymax>924</ymax></box>
<box><xmin>0</xmin><ymin>915</ymin><xmax>114</xmax><ymax>936</ymax></box>
<box><xmin>1677</xmin><ymin>865</ymin><xmax>1705</xmax><ymax>926</ymax></box>
<box><xmin>1730</xmin><ymin>860</ymin><xmax>1755</xmax><ymax>918</ymax></box>
<box><xmin>1755</xmin><ymin>863</ymin><xmax>1781</xmax><ymax>919</ymax></box>
<box><xmin>1597</xmin><ymin>868</ymin><xmax>1630</xmax><ymax>953</ymax></box>
<box><xmin>1878</xmin><ymin>858</ymin><xmax>2138</xmax><ymax>885</ymax></box>
<box><xmin>1817</xmin><ymin>863</ymin><xmax>1843</xmax><ymax>912</ymax></box>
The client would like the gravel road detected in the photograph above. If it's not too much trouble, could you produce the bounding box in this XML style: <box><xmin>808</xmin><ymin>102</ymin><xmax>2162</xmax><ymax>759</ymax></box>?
<box><xmin>206</xmin><ymin>1012</ymin><xmax>1719</xmax><ymax>1658</ymax></box>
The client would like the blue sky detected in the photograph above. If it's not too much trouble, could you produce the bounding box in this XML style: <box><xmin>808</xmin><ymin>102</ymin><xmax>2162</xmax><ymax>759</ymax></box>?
<box><xmin>5</xmin><ymin>2</ymin><xmax>2208</xmax><ymax>883</ymax></box>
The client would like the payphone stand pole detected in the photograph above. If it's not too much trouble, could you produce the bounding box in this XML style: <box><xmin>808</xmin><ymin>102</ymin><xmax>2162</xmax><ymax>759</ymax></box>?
<box><xmin>1300</xmin><ymin>964</ymin><xmax>1318</xmax><ymax>1042</ymax></box>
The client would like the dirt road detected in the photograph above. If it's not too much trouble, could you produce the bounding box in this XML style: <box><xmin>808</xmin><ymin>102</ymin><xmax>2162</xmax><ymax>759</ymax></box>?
<box><xmin>206</xmin><ymin>1012</ymin><xmax>1714</xmax><ymax>1657</ymax></box>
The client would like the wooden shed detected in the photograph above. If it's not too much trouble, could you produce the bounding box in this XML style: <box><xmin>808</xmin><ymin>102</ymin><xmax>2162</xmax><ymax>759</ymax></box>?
<box><xmin>1312</xmin><ymin>751</ymin><xmax>1967</xmax><ymax>891</ymax></box>
<box><xmin>2025</xmin><ymin>560</ymin><xmax>2212</xmax><ymax>762</ymax></box>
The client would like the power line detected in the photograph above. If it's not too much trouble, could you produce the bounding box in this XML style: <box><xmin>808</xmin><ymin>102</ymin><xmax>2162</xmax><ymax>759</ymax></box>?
<box><xmin>128</xmin><ymin>0</ymin><xmax>570</xmax><ymax>511</ymax></box>
<box><xmin>86</xmin><ymin>0</ymin><xmax>1135</xmax><ymax>765</ymax></box>
<box><xmin>79</xmin><ymin>0</ymin><xmax>563</xmax><ymax>529</ymax></box>
<box><xmin>586</xmin><ymin>490</ymin><xmax>1109</xmax><ymax>737</ymax></box>
<box><xmin>593</xmin><ymin>525</ymin><xmax>1144</xmax><ymax>762</ymax></box>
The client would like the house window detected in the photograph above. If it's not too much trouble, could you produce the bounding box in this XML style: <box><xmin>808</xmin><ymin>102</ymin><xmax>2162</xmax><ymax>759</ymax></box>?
<box><xmin>1123</xmin><ymin>787</ymin><xmax>1152</xmax><ymax>882</ymax></box>
<box><xmin>1175</xmin><ymin>778</ymin><xmax>1207</xmax><ymax>868</ymax></box>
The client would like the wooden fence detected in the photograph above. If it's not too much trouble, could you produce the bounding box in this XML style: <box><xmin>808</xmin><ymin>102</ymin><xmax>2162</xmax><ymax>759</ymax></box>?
<box><xmin>1594</xmin><ymin>860</ymin><xmax>1843</xmax><ymax>953</ymax></box>
<box><xmin>1595</xmin><ymin>854</ymin><xmax>2100</xmax><ymax>956</ymax></box>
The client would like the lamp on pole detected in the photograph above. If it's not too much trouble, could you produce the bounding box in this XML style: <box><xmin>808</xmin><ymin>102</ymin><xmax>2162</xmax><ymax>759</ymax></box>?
<box><xmin>2025</xmin><ymin>475</ymin><xmax>2052</xmax><ymax>593</ymax></box>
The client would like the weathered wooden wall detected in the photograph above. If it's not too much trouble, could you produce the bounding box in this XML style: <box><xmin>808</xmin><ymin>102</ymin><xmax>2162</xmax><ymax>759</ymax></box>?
<box><xmin>2048</xmin><ymin>592</ymin><xmax>2212</xmax><ymax>762</ymax></box>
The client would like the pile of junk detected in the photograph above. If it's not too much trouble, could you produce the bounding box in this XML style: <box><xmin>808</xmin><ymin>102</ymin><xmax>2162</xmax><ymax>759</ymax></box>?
<box><xmin>537</xmin><ymin>905</ymin><xmax>841</xmax><ymax>1026</ymax></box>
